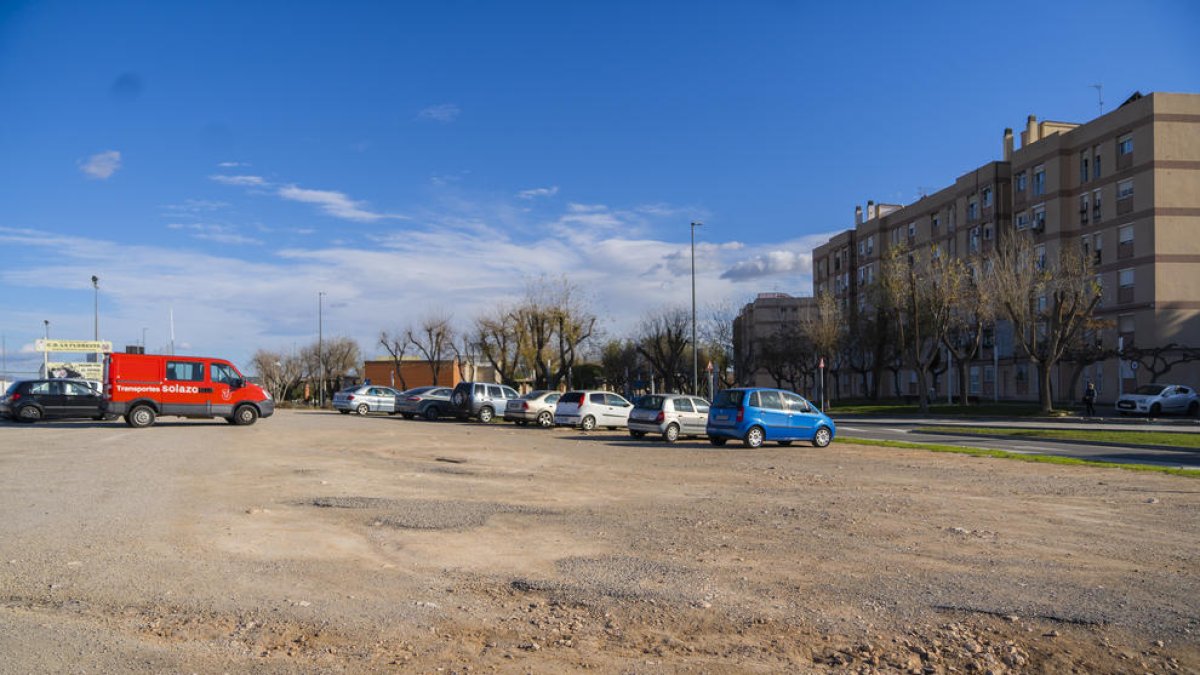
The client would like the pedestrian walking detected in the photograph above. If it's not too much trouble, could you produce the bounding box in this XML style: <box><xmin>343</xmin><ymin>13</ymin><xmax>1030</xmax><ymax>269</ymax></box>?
<box><xmin>1083</xmin><ymin>380</ymin><xmax>1097</xmax><ymax>417</ymax></box>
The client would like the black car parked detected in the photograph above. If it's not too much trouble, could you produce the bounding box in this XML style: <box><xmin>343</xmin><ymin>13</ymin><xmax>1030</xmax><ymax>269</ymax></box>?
<box><xmin>1</xmin><ymin>379</ymin><xmax>108</xmax><ymax>423</ymax></box>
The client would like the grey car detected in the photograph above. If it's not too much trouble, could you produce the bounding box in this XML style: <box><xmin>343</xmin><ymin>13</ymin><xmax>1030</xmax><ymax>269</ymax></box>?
<box><xmin>504</xmin><ymin>390</ymin><xmax>562</xmax><ymax>427</ymax></box>
<box><xmin>449</xmin><ymin>381</ymin><xmax>522</xmax><ymax>423</ymax></box>
<box><xmin>628</xmin><ymin>394</ymin><xmax>711</xmax><ymax>442</ymax></box>
<box><xmin>332</xmin><ymin>385</ymin><xmax>403</xmax><ymax>415</ymax></box>
<box><xmin>394</xmin><ymin>386</ymin><xmax>453</xmax><ymax>420</ymax></box>
<box><xmin>1115</xmin><ymin>383</ymin><xmax>1200</xmax><ymax>417</ymax></box>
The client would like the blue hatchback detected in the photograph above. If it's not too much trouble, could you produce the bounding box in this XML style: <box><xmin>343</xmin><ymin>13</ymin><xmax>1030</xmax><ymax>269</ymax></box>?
<box><xmin>706</xmin><ymin>387</ymin><xmax>836</xmax><ymax>448</ymax></box>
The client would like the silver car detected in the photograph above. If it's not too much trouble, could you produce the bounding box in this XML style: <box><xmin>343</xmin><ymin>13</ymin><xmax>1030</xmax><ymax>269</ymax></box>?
<box><xmin>1115</xmin><ymin>383</ymin><xmax>1199</xmax><ymax>417</ymax></box>
<box><xmin>504</xmin><ymin>390</ymin><xmax>562</xmax><ymax>427</ymax></box>
<box><xmin>628</xmin><ymin>394</ymin><xmax>711</xmax><ymax>442</ymax></box>
<box><xmin>554</xmin><ymin>390</ymin><xmax>633</xmax><ymax>431</ymax></box>
<box><xmin>332</xmin><ymin>385</ymin><xmax>403</xmax><ymax>415</ymax></box>
<box><xmin>394</xmin><ymin>386</ymin><xmax>453</xmax><ymax>420</ymax></box>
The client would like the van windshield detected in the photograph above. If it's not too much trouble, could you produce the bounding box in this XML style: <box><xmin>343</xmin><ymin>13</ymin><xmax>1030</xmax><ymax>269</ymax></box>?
<box><xmin>713</xmin><ymin>390</ymin><xmax>745</xmax><ymax>408</ymax></box>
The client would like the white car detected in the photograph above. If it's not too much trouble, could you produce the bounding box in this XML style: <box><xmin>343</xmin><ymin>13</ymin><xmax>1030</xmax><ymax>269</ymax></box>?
<box><xmin>554</xmin><ymin>390</ymin><xmax>633</xmax><ymax>431</ymax></box>
<box><xmin>332</xmin><ymin>385</ymin><xmax>403</xmax><ymax>415</ymax></box>
<box><xmin>1115</xmin><ymin>384</ymin><xmax>1199</xmax><ymax>417</ymax></box>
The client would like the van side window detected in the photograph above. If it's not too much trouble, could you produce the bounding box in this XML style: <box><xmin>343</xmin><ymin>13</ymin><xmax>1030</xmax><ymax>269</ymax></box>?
<box><xmin>167</xmin><ymin>361</ymin><xmax>205</xmax><ymax>382</ymax></box>
<box><xmin>210</xmin><ymin>363</ymin><xmax>238</xmax><ymax>385</ymax></box>
<box><xmin>502</xmin><ymin>387</ymin><xmax>519</xmax><ymax>399</ymax></box>
<box><xmin>486</xmin><ymin>385</ymin><xmax>503</xmax><ymax>398</ymax></box>
<box><xmin>757</xmin><ymin>390</ymin><xmax>783</xmax><ymax>410</ymax></box>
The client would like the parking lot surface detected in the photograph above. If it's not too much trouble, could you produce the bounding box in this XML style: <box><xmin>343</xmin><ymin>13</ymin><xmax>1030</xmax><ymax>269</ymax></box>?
<box><xmin>1</xmin><ymin>410</ymin><xmax>1197</xmax><ymax>673</ymax></box>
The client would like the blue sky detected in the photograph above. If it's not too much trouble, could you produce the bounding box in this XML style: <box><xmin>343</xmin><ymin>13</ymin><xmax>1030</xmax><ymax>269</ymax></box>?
<box><xmin>2</xmin><ymin>0</ymin><xmax>1198</xmax><ymax>376</ymax></box>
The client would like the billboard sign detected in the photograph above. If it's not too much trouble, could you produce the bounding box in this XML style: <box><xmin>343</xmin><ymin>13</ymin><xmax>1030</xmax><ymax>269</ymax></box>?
<box><xmin>35</xmin><ymin>340</ymin><xmax>112</xmax><ymax>353</ymax></box>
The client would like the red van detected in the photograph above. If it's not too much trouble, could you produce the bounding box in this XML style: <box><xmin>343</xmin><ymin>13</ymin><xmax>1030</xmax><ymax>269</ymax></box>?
<box><xmin>104</xmin><ymin>352</ymin><xmax>274</xmax><ymax>428</ymax></box>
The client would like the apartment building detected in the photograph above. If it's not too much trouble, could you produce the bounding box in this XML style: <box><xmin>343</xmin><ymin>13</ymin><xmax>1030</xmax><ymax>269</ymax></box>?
<box><xmin>732</xmin><ymin>292</ymin><xmax>816</xmax><ymax>387</ymax></box>
<box><xmin>811</xmin><ymin>91</ymin><xmax>1200</xmax><ymax>403</ymax></box>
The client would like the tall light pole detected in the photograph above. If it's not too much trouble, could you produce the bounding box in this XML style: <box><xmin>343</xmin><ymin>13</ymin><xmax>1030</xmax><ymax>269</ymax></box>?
<box><xmin>141</xmin><ymin>327</ymin><xmax>148</xmax><ymax>352</ymax></box>
<box><xmin>43</xmin><ymin>319</ymin><xmax>50</xmax><ymax>374</ymax></box>
<box><xmin>690</xmin><ymin>221</ymin><xmax>702</xmax><ymax>395</ymax></box>
<box><xmin>91</xmin><ymin>275</ymin><xmax>99</xmax><ymax>341</ymax></box>
<box><xmin>318</xmin><ymin>291</ymin><xmax>326</xmax><ymax>407</ymax></box>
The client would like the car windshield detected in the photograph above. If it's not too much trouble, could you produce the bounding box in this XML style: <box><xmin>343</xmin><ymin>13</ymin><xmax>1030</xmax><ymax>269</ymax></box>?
<box><xmin>713</xmin><ymin>390</ymin><xmax>745</xmax><ymax>408</ymax></box>
<box><xmin>636</xmin><ymin>395</ymin><xmax>666</xmax><ymax>410</ymax></box>
<box><xmin>1134</xmin><ymin>384</ymin><xmax>1167</xmax><ymax>395</ymax></box>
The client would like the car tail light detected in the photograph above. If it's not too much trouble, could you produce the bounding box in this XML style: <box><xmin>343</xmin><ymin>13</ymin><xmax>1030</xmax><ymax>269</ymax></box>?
<box><xmin>406</xmin><ymin>396</ymin><xmax>421</xmax><ymax>401</ymax></box>
<box><xmin>655</xmin><ymin>411</ymin><xmax>665</xmax><ymax>423</ymax></box>
<box><xmin>10</xmin><ymin>393</ymin><xmax>19</xmax><ymax>402</ymax></box>
<box><xmin>347</xmin><ymin>395</ymin><xmax>355</xmax><ymax>401</ymax></box>
<box><xmin>523</xmin><ymin>401</ymin><xmax>530</xmax><ymax>410</ymax></box>
<box><xmin>736</xmin><ymin>406</ymin><xmax>744</xmax><ymax>423</ymax></box>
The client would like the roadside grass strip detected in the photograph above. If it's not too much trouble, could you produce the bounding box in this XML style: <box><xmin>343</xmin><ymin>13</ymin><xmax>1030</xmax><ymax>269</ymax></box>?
<box><xmin>839</xmin><ymin>436</ymin><xmax>1200</xmax><ymax>478</ymax></box>
<box><xmin>915</xmin><ymin>426</ymin><xmax>1200</xmax><ymax>449</ymax></box>
<box><xmin>829</xmin><ymin>402</ymin><xmax>1045</xmax><ymax>417</ymax></box>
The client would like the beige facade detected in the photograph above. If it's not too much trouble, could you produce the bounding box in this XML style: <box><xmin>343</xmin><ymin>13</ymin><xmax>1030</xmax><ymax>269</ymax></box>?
<box><xmin>732</xmin><ymin>293</ymin><xmax>816</xmax><ymax>387</ymax></box>
<box><xmin>812</xmin><ymin>91</ymin><xmax>1200</xmax><ymax>404</ymax></box>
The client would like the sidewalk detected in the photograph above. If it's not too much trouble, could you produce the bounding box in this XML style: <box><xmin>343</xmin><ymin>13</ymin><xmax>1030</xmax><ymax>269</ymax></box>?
<box><xmin>831</xmin><ymin>414</ymin><xmax>1200</xmax><ymax>433</ymax></box>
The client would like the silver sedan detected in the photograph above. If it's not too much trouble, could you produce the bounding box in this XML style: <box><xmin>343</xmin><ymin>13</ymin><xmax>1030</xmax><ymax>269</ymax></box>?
<box><xmin>504</xmin><ymin>390</ymin><xmax>562</xmax><ymax>427</ymax></box>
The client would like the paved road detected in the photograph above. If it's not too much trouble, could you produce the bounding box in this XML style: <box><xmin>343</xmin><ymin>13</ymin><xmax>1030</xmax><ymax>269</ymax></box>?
<box><xmin>834</xmin><ymin>418</ymin><xmax>1200</xmax><ymax>469</ymax></box>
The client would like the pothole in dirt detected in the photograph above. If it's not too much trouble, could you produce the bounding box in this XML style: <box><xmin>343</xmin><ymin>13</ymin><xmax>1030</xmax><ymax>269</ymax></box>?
<box><xmin>512</xmin><ymin>554</ymin><xmax>712</xmax><ymax>604</ymax></box>
<box><xmin>306</xmin><ymin>497</ymin><xmax>556</xmax><ymax>531</ymax></box>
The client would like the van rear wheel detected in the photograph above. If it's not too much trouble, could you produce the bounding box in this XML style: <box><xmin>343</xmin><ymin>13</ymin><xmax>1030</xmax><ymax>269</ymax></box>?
<box><xmin>233</xmin><ymin>405</ymin><xmax>259</xmax><ymax>426</ymax></box>
<box><xmin>126</xmin><ymin>405</ymin><xmax>156</xmax><ymax>429</ymax></box>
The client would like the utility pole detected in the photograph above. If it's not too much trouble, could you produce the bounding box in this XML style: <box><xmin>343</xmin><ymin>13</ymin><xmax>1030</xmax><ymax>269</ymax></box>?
<box><xmin>91</xmin><ymin>275</ymin><xmax>99</xmax><ymax>340</ymax></box>
<box><xmin>318</xmin><ymin>291</ymin><xmax>326</xmax><ymax>407</ymax></box>
<box><xmin>690</xmin><ymin>221</ymin><xmax>702</xmax><ymax>395</ymax></box>
<box><xmin>1091</xmin><ymin>84</ymin><xmax>1104</xmax><ymax>116</ymax></box>
<box><xmin>43</xmin><ymin>320</ymin><xmax>50</xmax><ymax>374</ymax></box>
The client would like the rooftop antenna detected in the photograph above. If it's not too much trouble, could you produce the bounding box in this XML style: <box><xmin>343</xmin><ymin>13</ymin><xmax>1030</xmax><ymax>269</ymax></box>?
<box><xmin>1091</xmin><ymin>84</ymin><xmax>1104</xmax><ymax>115</ymax></box>
<box><xmin>917</xmin><ymin>186</ymin><xmax>936</xmax><ymax>199</ymax></box>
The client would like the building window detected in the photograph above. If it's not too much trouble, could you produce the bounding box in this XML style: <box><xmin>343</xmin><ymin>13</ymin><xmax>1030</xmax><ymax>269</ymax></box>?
<box><xmin>908</xmin><ymin>222</ymin><xmax>916</xmax><ymax>240</ymax></box>
<box><xmin>969</xmin><ymin>366</ymin><xmax>981</xmax><ymax>395</ymax></box>
<box><xmin>982</xmin><ymin>187</ymin><xmax>993</xmax><ymax>207</ymax></box>
<box><xmin>983</xmin><ymin>224</ymin><xmax>993</xmax><ymax>241</ymax></box>
<box><xmin>1093</xmin><ymin>188</ymin><xmax>1102</xmax><ymax>221</ymax></box>
<box><xmin>1094</xmin><ymin>274</ymin><xmax>1104</xmax><ymax>307</ymax></box>
<box><xmin>1094</xmin><ymin>232</ymin><xmax>1103</xmax><ymax>265</ymax></box>
<box><xmin>1015</xmin><ymin>171</ymin><xmax>1027</xmax><ymax>193</ymax></box>
<box><xmin>1093</xmin><ymin>146</ymin><xmax>1102</xmax><ymax>179</ymax></box>
<box><xmin>1080</xmin><ymin>152</ymin><xmax>1089</xmax><ymax>184</ymax></box>
<box><xmin>931</xmin><ymin>214</ymin><xmax>940</xmax><ymax>232</ymax></box>
<box><xmin>1118</xmin><ymin>314</ymin><xmax>1135</xmax><ymax>349</ymax></box>
<box><xmin>867</xmin><ymin>235</ymin><xmax>875</xmax><ymax>254</ymax></box>
<box><xmin>1119</xmin><ymin>225</ymin><xmax>1134</xmax><ymax>259</ymax></box>
<box><xmin>1016</xmin><ymin>211</ymin><xmax>1029</xmax><ymax>230</ymax></box>
<box><xmin>969</xmin><ymin>227</ymin><xmax>980</xmax><ymax>253</ymax></box>
<box><xmin>1118</xmin><ymin>134</ymin><xmax>1133</xmax><ymax>156</ymax></box>
<box><xmin>1118</xmin><ymin>179</ymin><xmax>1134</xmax><ymax>200</ymax></box>
<box><xmin>1033</xmin><ymin>165</ymin><xmax>1046</xmax><ymax>196</ymax></box>
<box><xmin>967</xmin><ymin>198</ymin><xmax>978</xmax><ymax>220</ymax></box>
<box><xmin>1118</xmin><ymin>268</ymin><xmax>1135</xmax><ymax>304</ymax></box>
<box><xmin>858</xmin><ymin>241</ymin><xmax>865</xmax><ymax>256</ymax></box>
<box><xmin>1035</xmin><ymin>244</ymin><xmax>1046</xmax><ymax>270</ymax></box>
<box><xmin>1032</xmin><ymin>205</ymin><xmax>1046</xmax><ymax>231</ymax></box>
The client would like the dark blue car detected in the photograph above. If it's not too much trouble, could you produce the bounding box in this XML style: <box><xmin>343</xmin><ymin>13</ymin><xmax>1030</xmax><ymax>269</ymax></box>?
<box><xmin>706</xmin><ymin>387</ymin><xmax>835</xmax><ymax>448</ymax></box>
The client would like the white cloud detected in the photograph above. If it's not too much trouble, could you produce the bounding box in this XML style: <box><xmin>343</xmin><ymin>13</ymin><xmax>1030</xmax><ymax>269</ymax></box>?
<box><xmin>166</xmin><ymin>222</ymin><xmax>263</xmax><ymax>245</ymax></box>
<box><xmin>210</xmin><ymin>174</ymin><xmax>267</xmax><ymax>187</ymax></box>
<box><xmin>517</xmin><ymin>186</ymin><xmax>559</xmax><ymax>200</ymax></box>
<box><xmin>417</xmin><ymin>103</ymin><xmax>461</xmax><ymax>123</ymax></box>
<box><xmin>277</xmin><ymin>185</ymin><xmax>402</xmax><ymax>223</ymax></box>
<box><xmin>79</xmin><ymin>150</ymin><xmax>122</xmax><ymax>179</ymax></box>
<box><xmin>721</xmin><ymin>250</ymin><xmax>809</xmax><ymax>280</ymax></box>
<box><xmin>217</xmin><ymin>161</ymin><xmax>249</xmax><ymax>168</ymax></box>
<box><xmin>162</xmin><ymin>199</ymin><xmax>229</xmax><ymax>214</ymax></box>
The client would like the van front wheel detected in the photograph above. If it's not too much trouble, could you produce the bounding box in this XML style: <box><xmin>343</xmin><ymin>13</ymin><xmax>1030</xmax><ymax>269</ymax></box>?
<box><xmin>233</xmin><ymin>405</ymin><xmax>259</xmax><ymax>426</ymax></box>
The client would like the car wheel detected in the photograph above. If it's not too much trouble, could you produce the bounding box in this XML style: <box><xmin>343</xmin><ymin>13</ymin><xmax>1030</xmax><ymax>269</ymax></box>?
<box><xmin>580</xmin><ymin>415</ymin><xmax>597</xmax><ymax>432</ymax></box>
<box><xmin>16</xmin><ymin>405</ymin><xmax>42</xmax><ymax>423</ymax></box>
<box><xmin>356</xmin><ymin>403</ymin><xmax>370</xmax><ymax>416</ymax></box>
<box><xmin>233</xmin><ymin>405</ymin><xmax>259</xmax><ymax>426</ymax></box>
<box><xmin>778</xmin><ymin>440</ymin><xmax>792</xmax><ymax>447</ymax></box>
<box><xmin>478</xmin><ymin>406</ymin><xmax>495</xmax><ymax>423</ymax></box>
<box><xmin>630</xmin><ymin>430</ymin><xmax>646</xmax><ymax>438</ymax></box>
<box><xmin>743</xmin><ymin>426</ymin><xmax>764</xmax><ymax>448</ymax></box>
<box><xmin>1189</xmin><ymin>401</ymin><xmax>1199</xmax><ymax>417</ymax></box>
<box><xmin>663</xmin><ymin>423</ymin><xmax>680</xmax><ymax>443</ymax></box>
<box><xmin>126</xmin><ymin>405</ymin><xmax>156</xmax><ymax>429</ymax></box>
<box><xmin>813</xmin><ymin>426</ymin><xmax>832</xmax><ymax>448</ymax></box>
<box><xmin>424</xmin><ymin>406</ymin><xmax>440</xmax><ymax>421</ymax></box>
<box><xmin>1149</xmin><ymin>403</ymin><xmax>1161</xmax><ymax>418</ymax></box>
<box><xmin>709</xmin><ymin>437</ymin><xmax>727</xmax><ymax>447</ymax></box>
<box><xmin>537</xmin><ymin>411</ymin><xmax>553</xmax><ymax>428</ymax></box>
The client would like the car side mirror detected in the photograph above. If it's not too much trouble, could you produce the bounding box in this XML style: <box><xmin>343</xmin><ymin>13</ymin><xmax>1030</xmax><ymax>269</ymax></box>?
<box><xmin>232</xmin><ymin>378</ymin><xmax>245</xmax><ymax>389</ymax></box>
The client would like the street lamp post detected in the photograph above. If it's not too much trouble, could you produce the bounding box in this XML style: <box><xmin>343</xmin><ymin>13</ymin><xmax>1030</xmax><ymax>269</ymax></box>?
<box><xmin>690</xmin><ymin>221</ymin><xmax>702</xmax><ymax>395</ymax></box>
<box><xmin>141</xmin><ymin>327</ymin><xmax>148</xmax><ymax>352</ymax></box>
<box><xmin>43</xmin><ymin>319</ymin><xmax>50</xmax><ymax>374</ymax></box>
<box><xmin>318</xmin><ymin>291</ymin><xmax>326</xmax><ymax>408</ymax></box>
<box><xmin>91</xmin><ymin>275</ymin><xmax>99</xmax><ymax>341</ymax></box>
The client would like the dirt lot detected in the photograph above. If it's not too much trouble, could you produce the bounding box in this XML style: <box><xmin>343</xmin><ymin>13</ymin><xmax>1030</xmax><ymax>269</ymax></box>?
<box><xmin>1</xmin><ymin>409</ymin><xmax>1197</xmax><ymax>673</ymax></box>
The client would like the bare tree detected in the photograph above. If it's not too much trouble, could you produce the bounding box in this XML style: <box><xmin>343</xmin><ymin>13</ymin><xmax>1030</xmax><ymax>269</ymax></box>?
<box><xmin>881</xmin><ymin>245</ymin><xmax>956</xmax><ymax>412</ymax></box>
<box><xmin>407</xmin><ymin>314</ymin><xmax>455</xmax><ymax>385</ymax></box>
<box><xmin>301</xmin><ymin>336</ymin><xmax>361</xmax><ymax>397</ymax></box>
<box><xmin>474</xmin><ymin>306</ymin><xmax>527</xmax><ymax>386</ymax></box>
<box><xmin>939</xmin><ymin>256</ymin><xmax>997</xmax><ymax>405</ymax></box>
<box><xmin>1121</xmin><ymin>343</ymin><xmax>1200</xmax><ymax>383</ymax></box>
<box><xmin>800</xmin><ymin>291</ymin><xmax>842</xmax><ymax>408</ymax></box>
<box><xmin>249</xmin><ymin>349</ymin><xmax>304</xmax><ymax>402</ymax></box>
<box><xmin>600</xmin><ymin>338</ymin><xmax>644</xmax><ymax>397</ymax></box>
<box><xmin>991</xmin><ymin>235</ymin><xmax>1101</xmax><ymax>412</ymax></box>
<box><xmin>550</xmin><ymin>282</ymin><xmax>597</xmax><ymax>390</ymax></box>
<box><xmin>701</xmin><ymin>301</ymin><xmax>739</xmax><ymax>389</ymax></box>
<box><xmin>378</xmin><ymin>329</ymin><xmax>412</xmax><ymax>391</ymax></box>
<box><xmin>636</xmin><ymin>307</ymin><xmax>691</xmax><ymax>393</ymax></box>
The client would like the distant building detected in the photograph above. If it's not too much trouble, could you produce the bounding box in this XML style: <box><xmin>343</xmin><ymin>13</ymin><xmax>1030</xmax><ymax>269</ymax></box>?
<box><xmin>361</xmin><ymin>356</ymin><xmax>497</xmax><ymax>390</ymax></box>
<box><xmin>811</xmin><ymin>91</ymin><xmax>1200</xmax><ymax>403</ymax></box>
<box><xmin>733</xmin><ymin>292</ymin><xmax>816</xmax><ymax>387</ymax></box>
